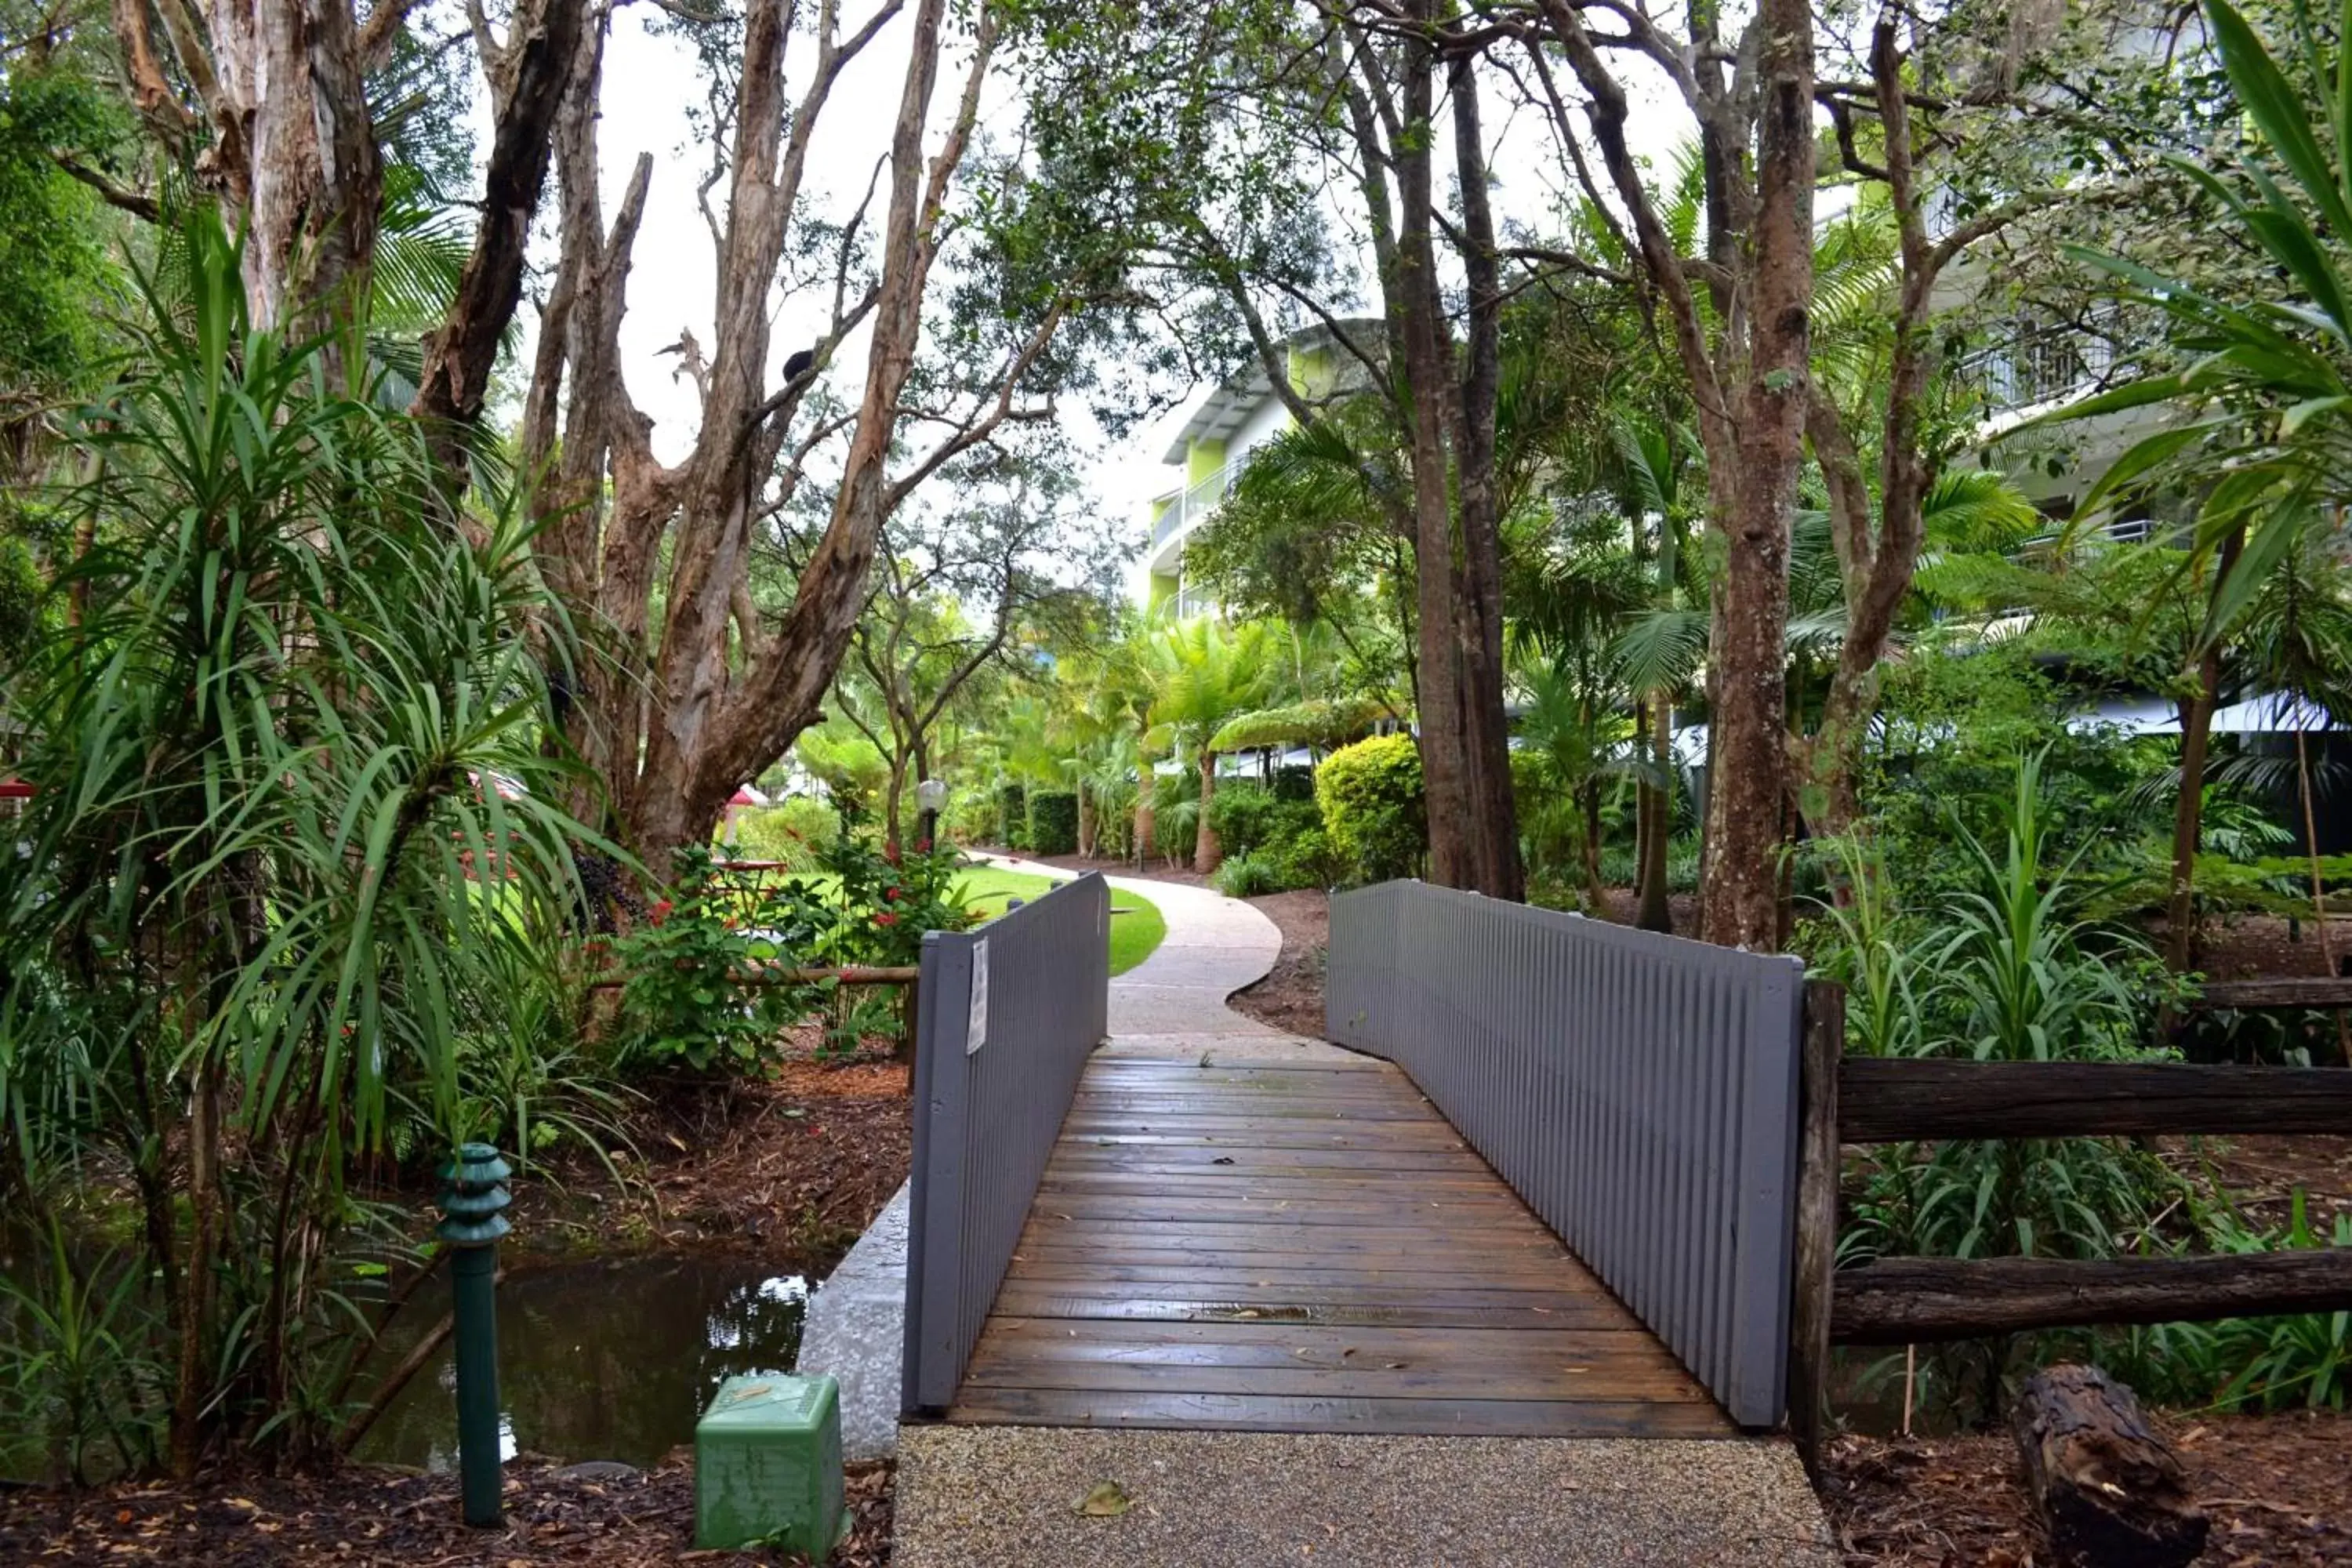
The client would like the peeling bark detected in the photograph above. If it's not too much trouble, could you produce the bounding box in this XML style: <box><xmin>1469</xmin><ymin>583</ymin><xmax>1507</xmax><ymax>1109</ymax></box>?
<box><xmin>528</xmin><ymin>0</ymin><xmax>1033</xmax><ymax>869</ymax></box>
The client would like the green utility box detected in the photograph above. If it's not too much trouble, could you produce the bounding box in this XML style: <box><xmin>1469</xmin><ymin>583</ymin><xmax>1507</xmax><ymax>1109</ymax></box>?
<box><xmin>694</xmin><ymin>1373</ymin><xmax>846</xmax><ymax>1555</ymax></box>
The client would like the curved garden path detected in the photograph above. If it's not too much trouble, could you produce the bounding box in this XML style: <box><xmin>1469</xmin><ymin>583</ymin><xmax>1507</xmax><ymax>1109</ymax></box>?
<box><xmin>973</xmin><ymin>852</ymin><xmax>1334</xmax><ymax>1054</ymax></box>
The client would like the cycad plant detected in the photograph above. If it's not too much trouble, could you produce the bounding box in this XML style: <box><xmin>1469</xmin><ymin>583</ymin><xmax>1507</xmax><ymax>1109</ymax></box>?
<box><xmin>0</xmin><ymin>212</ymin><xmax>596</xmax><ymax>1475</ymax></box>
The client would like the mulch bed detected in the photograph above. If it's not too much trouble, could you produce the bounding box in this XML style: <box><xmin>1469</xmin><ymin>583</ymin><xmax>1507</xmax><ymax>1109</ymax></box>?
<box><xmin>1227</xmin><ymin>888</ymin><xmax>1330</xmax><ymax>1036</ymax></box>
<box><xmin>506</xmin><ymin>1033</ymin><xmax>912</xmax><ymax>1263</ymax></box>
<box><xmin>2190</xmin><ymin>913</ymin><xmax>2352</xmax><ymax>982</ymax></box>
<box><xmin>1820</xmin><ymin>1410</ymin><xmax>2352</xmax><ymax>1566</ymax></box>
<box><xmin>0</xmin><ymin>1455</ymin><xmax>894</xmax><ymax>1566</ymax></box>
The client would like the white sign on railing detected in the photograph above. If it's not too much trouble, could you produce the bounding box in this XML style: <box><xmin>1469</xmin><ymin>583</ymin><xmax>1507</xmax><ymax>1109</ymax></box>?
<box><xmin>967</xmin><ymin>937</ymin><xmax>989</xmax><ymax>1054</ymax></box>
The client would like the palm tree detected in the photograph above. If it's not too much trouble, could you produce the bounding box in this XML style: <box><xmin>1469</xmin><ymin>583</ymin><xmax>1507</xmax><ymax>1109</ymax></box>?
<box><xmin>1149</xmin><ymin>617</ymin><xmax>1275</xmax><ymax>873</ymax></box>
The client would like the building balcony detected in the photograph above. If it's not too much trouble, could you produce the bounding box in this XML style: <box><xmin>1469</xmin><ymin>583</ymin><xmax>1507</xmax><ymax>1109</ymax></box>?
<box><xmin>1146</xmin><ymin>463</ymin><xmax>1232</xmax><ymax>575</ymax></box>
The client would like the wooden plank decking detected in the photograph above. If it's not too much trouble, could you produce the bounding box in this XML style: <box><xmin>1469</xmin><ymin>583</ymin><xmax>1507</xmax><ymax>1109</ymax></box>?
<box><xmin>946</xmin><ymin>1051</ymin><xmax>1731</xmax><ymax>1436</ymax></box>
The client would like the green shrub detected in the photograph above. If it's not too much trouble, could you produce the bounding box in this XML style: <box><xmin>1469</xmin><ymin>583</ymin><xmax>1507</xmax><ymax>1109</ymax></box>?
<box><xmin>1210</xmin><ymin>786</ymin><xmax>1323</xmax><ymax>861</ymax></box>
<box><xmin>1316</xmin><ymin>734</ymin><xmax>1425</xmax><ymax>882</ymax></box>
<box><xmin>1028</xmin><ymin>789</ymin><xmax>1079</xmax><ymax>855</ymax></box>
<box><xmin>1213</xmin><ymin>851</ymin><xmax>1283</xmax><ymax>897</ymax></box>
<box><xmin>942</xmin><ymin>792</ymin><xmax>995</xmax><ymax>848</ymax></box>
<box><xmin>1268</xmin><ymin>824</ymin><xmax>1343</xmax><ymax>890</ymax></box>
<box><xmin>725</xmin><ymin>796</ymin><xmax>839</xmax><ymax>869</ymax></box>
<box><xmin>997</xmin><ymin>782</ymin><xmax>1027</xmax><ymax>848</ymax></box>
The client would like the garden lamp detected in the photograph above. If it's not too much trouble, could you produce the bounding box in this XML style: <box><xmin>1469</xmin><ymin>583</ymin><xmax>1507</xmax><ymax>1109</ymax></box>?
<box><xmin>916</xmin><ymin>778</ymin><xmax>946</xmax><ymax>848</ymax></box>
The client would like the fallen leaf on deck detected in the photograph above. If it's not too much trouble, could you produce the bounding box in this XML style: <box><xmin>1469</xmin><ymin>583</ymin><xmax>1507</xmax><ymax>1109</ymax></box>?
<box><xmin>1076</xmin><ymin>1481</ymin><xmax>1132</xmax><ymax>1518</ymax></box>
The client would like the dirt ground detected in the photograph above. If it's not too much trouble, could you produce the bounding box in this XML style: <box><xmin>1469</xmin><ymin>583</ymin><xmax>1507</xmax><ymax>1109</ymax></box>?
<box><xmin>1227</xmin><ymin>888</ymin><xmax>1330</xmax><ymax>1036</ymax></box>
<box><xmin>2190</xmin><ymin>913</ymin><xmax>2352</xmax><ymax>982</ymax></box>
<box><xmin>1820</xmin><ymin>1410</ymin><xmax>2352</xmax><ymax>1566</ymax></box>
<box><xmin>0</xmin><ymin>1455</ymin><xmax>894</xmax><ymax>1567</ymax></box>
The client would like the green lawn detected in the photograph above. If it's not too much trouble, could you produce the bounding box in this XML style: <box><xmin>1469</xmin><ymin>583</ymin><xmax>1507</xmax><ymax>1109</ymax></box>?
<box><xmin>790</xmin><ymin>862</ymin><xmax>1167</xmax><ymax>976</ymax></box>
<box><xmin>953</xmin><ymin>865</ymin><xmax>1165</xmax><ymax>976</ymax></box>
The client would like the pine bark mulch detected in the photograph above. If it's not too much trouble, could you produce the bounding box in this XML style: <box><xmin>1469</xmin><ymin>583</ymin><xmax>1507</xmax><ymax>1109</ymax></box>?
<box><xmin>1819</xmin><ymin>1410</ymin><xmax>2352</xmax><ymax>1566</ymax></box>
<box><xmin>0</xmin><ymin>1455</ymin><xmax>893</xmax><ymax>1566</ymax></box>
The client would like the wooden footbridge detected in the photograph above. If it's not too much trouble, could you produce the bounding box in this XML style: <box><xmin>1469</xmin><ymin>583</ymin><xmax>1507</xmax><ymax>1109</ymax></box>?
<box><xmin>897</xmin><ymin>874</ymin><xmax>2352</xmax><ymax>1457</ymax></box>
<box><xmin>952</xmin><ymin>1048</ymin><xmax>1728</xmax><ymax>1436</ymax></box>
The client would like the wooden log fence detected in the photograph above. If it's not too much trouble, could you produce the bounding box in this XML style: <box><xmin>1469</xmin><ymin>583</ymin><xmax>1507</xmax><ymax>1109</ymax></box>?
<box><xmin>1788</xmin><ymin>979</ymin><xmax>2352</xmax><ymax>1472</ymax></box>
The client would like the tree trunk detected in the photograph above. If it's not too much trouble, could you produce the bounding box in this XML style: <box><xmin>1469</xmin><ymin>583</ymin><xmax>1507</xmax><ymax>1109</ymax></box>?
<box><xmin>883</xmin><ymin>757</ymin><xmax>906</xmax><ymax>855</ymax></box>
<box><xmin>191</xmin><ymin>0</ymin><xmax>383</xmax><ymax>338</ymax></box>
<box><xmin>2013</xmin><ymin>1366</ymin><xmax>2208</xmax><ymax>1568</ymax></box>
<box><xmin>416</xmin><ymin>0</ymin><xmax>585</xmax><ymax>483</ymax></box>
<box><xmin>2166</xmin><ymin>524</ymin><xmax>2245</xmax><ymax>971</ymax></box>
<box><xmin>1696</xmin><ymin>0</ymin><xmax>1813</xmax><ymax>951</ymax></box>
<box><xmin>1580</xmin><ymin>776</ymin><xmax>1607</xmax><ymax>916</ymax></box>
<box><xmin>1637</xmin><ymin>690</ymin><xmax>1674</xmax><ymax>932</ymax></box>
<box><xmin>1134</xmin><ymin>793</ymin><xmax>1155</xmax><ymax>870</ymax></box>
<box><xmin>524</xmin><ymin>0</ymin><xmax>1007</xmax><ymax>874</ymax></box>
<box><xmin>1443</xmin><ymin>46</ymin><xmax>1522</xmax><ymax>902</ymax></box>
<box><xmin>1388</xmin><ymin>3</ymin><xmax>1472</xmax><ymax>891</ymax></box>
<box><xmin>1076</xmin><ymin>785</ymin><xmax>1095</xmax><ymax>859</ymax></box>
<box><xmin>1194</xmin><ymin>749</ymin><xmax>1221</xmax><ymax>873</ymax></box>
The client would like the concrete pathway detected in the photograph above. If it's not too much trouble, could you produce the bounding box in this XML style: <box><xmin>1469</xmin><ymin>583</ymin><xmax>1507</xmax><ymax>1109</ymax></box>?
<box><xmin>977</xmin><ymin>851</ymin><xmax>1352</xmax><ymax>1065</ymax></box>
<box><xmin>896</xmin><ymin>1427</ymin><xmax>1835</xmax><ymax>1567</ymax></box>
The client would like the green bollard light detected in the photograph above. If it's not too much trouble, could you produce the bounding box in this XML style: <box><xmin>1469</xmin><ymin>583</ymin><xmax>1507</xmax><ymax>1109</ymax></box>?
<box><xmin>436</xmin><ymin>1142</ymin><xmax>512</xmax><ymax>1528</ymax></box>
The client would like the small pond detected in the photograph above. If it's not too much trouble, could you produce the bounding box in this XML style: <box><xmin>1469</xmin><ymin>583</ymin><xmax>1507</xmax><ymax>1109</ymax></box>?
<box><xmin>356</xmin><ymin>1254</ymin><xmax>808</xmax><ymax>1472</ymax></box>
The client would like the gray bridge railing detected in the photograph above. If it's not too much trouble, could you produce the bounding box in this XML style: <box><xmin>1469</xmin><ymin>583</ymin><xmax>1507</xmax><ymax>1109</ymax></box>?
<box><xmin>900</xmin><ymin>872</ymin><xmax>1110</xmax><ymax>1414</ymax></box>
<box><xmin>1327</xmin><ymin>880</ymin><xmax>1804</xmax><ymax>1428</ymax></box>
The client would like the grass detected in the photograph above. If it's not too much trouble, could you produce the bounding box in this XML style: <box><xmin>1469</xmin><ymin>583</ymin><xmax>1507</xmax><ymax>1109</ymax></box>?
<box><xmin>952</xmin><ymin>866</ymin><xmax>1166</xmax><ymax>977</ymax></box>
<box><xmin>790</xmin><ymin>862</ymin><xmax>1168</xmax><ymax>977</ymax></box>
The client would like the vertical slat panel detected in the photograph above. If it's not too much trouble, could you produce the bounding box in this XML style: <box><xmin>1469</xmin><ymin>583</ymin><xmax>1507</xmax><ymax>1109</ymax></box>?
<box><xmin>900</xmin><ymin>873</ymin><xmax>1110</xmax><ymax>1416</ymax></box>
<box><xmin>1323</xmin><ymin>879</ymin><xmax>1803</xmax><ymax>1428</ymax></box>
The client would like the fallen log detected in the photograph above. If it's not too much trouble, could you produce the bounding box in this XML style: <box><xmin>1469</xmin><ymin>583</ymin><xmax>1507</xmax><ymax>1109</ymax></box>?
<box><xmin>2012</xmin><ymin>1364</ymin><xmax>2207</xmax><ymax>1567</ymax></box>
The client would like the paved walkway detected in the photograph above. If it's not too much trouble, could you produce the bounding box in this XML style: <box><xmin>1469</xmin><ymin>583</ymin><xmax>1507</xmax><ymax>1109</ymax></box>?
<box><xmin>891</xmin><ymin>858</ymin><xmax>1838</xmax><ymax>1566</ymax></box>
<box><xmin>975</xmin><ymin>851</ymin><xmax>1291</xmax><ymax>1045</ymax></box>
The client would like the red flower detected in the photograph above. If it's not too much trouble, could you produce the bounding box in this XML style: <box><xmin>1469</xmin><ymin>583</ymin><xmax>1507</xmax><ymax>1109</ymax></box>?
<box><xmin>884</xmin><ymin>886</ymin><xmax>901</xmax><ymax>902</ymax></box>
<box><xmin>884</xmin><ymin>843</ymin><xmax>902</xmax><ymax>866</ymax></box>
<box><xmin>916</xmin><ymin>838</ymin><xmax>933</xmax><ymax>854</ymax></box>
<box><xmin>649</xmin><ymin>898</ymin><xmax>674</xmax><ymax>927</ymax></box>
<box><xmin>873</xmin><ymin>910</ymin><xmax>899</xmax><ymax>927</ymax></box>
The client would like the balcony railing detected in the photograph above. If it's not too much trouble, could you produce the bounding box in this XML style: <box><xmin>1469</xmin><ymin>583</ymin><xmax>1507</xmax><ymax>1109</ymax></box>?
<box><xmin>1965</xmin><ymin>318</ymin><xmax>2118</xmax><ymax>416</ymax></box>
<box><xmin>1149</xmin><ymin>463</ymin><xmax>1232</xmax><ymax>552</ymax></box>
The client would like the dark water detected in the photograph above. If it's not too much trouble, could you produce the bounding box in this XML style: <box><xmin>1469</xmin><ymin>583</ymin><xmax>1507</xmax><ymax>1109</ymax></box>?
<box><xmin>356</xmin><ymin>1254</ymin><xmax>808</xmax><ymax>1472</ymax></box>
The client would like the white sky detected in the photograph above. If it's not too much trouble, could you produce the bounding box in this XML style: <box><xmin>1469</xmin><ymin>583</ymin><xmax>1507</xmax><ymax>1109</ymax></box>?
<box><xmin>485</xmin><ymin>7</ymin><xmax>1696</xmax><ymax>599</ymax></box>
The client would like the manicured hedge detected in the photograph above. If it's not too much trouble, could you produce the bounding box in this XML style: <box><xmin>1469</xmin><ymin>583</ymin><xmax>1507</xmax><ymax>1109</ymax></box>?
<box><xmin>1027</xmin><ymin>789</ymin><xmax>1079</xmax><ymax>855</ymax></box>
<box><xmin>997</xmin><ymin>782</ymin><xmax>1027</xmax><ymax>847</ymax></box>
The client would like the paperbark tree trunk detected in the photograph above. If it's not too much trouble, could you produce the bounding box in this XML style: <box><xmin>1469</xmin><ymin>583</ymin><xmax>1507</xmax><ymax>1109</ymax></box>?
<box><xmin>524</xmin><ymin>0</ymin><xmax>1026</xmax><ymax>870</ymax></box>
<box><xmin>1389</xmin><ymin>4</ymin><xmax>1475</xmax><ymax>891</ymax></box>
<box><xmin>1534</xmin><ymin>0</ymin><xmax>1813</xmax><ymax>949</ymax></box>
<box><xmin>416</xmin><ymin>0</ymin><xmax>585</xmax><ymax>481</ymax></box>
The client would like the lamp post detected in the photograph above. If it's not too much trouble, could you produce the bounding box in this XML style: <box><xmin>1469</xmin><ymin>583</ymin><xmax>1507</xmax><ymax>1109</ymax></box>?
<box><xmin>915</xmin><ymin>778</ymin><xmax>946</xmax><ymax>851</ymax></box>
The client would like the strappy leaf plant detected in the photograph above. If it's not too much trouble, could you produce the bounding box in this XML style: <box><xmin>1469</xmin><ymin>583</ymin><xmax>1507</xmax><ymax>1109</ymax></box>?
<box><xmin>0</xmin><ymin>209</ymin><xmax>599</xmax><ymax>1474</ymax></box>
